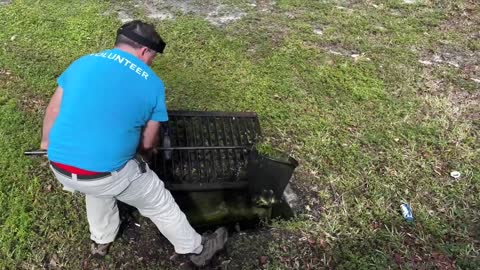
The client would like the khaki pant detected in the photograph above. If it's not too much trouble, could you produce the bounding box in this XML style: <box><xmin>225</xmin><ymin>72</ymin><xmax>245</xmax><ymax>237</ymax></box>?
<box><xmin>50</xmin><ymin>159</ymin><xmax>202</xmax><ymax>254</ymax></box>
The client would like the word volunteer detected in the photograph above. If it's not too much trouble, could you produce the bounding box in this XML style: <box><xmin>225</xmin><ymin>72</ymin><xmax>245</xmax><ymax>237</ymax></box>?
<box><xmin>91</xmin><ymin>51</ymin><xmax>150</xmax><ymax>80</ymax></box>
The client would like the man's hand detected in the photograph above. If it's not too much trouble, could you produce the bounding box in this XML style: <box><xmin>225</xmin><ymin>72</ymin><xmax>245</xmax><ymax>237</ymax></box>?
<box><xmin>40</xmin><ymin>140</ymin><xmax>48</xmax><ymax>150</ymax></box>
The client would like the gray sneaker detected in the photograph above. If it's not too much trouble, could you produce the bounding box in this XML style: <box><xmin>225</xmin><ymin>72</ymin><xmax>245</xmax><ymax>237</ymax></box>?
<box><xmin>190</xmin><ymin>227</ymin><xmax>228</xmax><ymax>266</ymax></box>
<box><xmin>91</xmin><ymin>242</ymin><xmax>111</xmax><ymax>257</ymax></box>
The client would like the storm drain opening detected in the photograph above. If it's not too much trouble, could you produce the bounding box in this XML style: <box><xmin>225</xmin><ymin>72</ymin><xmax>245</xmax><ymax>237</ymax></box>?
<box><xmin>151</xmin><ymin>110</ymin><xmax>299</xmax><ymax>228</ymax></box>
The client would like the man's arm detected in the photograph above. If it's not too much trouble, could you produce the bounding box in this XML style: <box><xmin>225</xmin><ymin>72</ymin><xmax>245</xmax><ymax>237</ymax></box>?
<box><xmin>139</xmin><ymin>120</ymin><xmax>161</xmax><ymax>160</ymax></box>
<box><xmin>142</xmin><ymin>81</ymin><xmax>167</xmax><ymax>160</ymax></box>
<box><xmin>40</xmin><ymin>87</ymin><xmax>63</xmax><ymax>149</ymax></box>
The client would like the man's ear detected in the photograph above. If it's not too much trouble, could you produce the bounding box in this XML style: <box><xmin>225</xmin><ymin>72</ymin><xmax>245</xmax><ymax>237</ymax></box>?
<box><xmin>140</xmin><ymin>47</ymin><xmax>148</xmax><ymax>56</ymax></box>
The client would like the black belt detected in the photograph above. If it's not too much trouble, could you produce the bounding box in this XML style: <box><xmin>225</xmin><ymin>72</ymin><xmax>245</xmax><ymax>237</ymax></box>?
<box><xmin>50</xmin><ymin>162</ymin><xmax>112</xmax><ymax>180</ymax></box>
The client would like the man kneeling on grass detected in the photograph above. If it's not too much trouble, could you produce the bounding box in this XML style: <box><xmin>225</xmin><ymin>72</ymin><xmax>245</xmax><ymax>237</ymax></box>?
<box><xmin>40</xmin><ymin>20</ymin><xmax>227</xmax><ymax>266</ymax></box>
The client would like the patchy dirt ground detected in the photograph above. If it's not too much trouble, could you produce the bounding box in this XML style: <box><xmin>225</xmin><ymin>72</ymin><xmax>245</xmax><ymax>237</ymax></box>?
<box><xmin>418</xmin><ymin>0</ymin><xmax>479</xmax><ymax>124</ymax></box>
<box><xmin>113</xmin><ymin>0</ymin><xmax>257</xmax><ymax>26</ymax></box>
<box><xmin>2</xmin><ymin>0</ymin><xmax>479</xmax><ymax>269</ymax></box>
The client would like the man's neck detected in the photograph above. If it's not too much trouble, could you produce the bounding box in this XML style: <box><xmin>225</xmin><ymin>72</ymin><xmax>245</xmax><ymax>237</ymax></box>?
<box><xmin>115</xmin><ymin>45</ymin><xmax>139</xmax><ymax>58</ymax></box>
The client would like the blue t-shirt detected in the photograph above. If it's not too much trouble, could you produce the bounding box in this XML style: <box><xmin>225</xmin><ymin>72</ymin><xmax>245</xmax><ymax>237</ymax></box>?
<box><xmin>48</xmin><ymin>48</ymin><xmax>168</xmax><ymax>171</ymax></box>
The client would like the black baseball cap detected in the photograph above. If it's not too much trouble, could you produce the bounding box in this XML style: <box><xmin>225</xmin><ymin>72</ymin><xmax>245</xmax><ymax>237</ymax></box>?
<box><xmin>117</xmin><ymin>21</ymin><xmax>166</xmax><ymax>53</ymax></box>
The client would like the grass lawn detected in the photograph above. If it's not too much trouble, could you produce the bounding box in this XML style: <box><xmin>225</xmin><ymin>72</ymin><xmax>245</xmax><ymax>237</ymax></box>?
<box><xmin>0</xmin><ymin>0</ymin><xmax>478</xmax><ymax>269</ymax></box>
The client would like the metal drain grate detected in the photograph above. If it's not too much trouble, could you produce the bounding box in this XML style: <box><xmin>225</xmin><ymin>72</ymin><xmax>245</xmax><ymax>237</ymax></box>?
<box><xmin>152</xmin><ymin>110</ymin><xmax>261</xmax><ymax>185</ymax></box>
